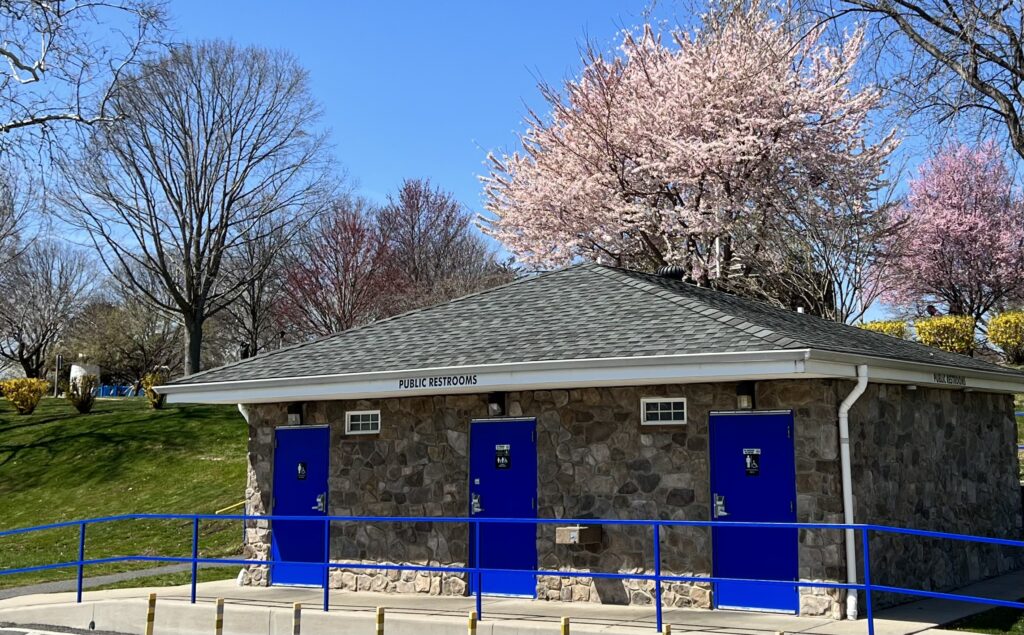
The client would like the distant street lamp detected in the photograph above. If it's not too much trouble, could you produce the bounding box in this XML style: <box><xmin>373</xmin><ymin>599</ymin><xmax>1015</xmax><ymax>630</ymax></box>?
<box><xmin>53</xmin><ymin>353</ymin><xmax>64</xmax><ymax>397</ymax></box>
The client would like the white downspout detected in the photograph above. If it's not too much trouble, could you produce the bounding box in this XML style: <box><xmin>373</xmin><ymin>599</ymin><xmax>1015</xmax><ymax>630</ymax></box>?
<box><xmin>839</xmin><ymin>365</ymin><xmax>868</xmax><ymax>620</ymax></box>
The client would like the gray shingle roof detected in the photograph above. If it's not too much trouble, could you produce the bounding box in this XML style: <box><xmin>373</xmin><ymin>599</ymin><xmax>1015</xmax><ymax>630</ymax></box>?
<box><xmin>171</xmin><ymin>263</ymin><xmax>1021</xmax><ymax>386</ymax></box>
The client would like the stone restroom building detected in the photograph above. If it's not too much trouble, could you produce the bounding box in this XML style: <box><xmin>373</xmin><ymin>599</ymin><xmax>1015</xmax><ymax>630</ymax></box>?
<box><xmin>159</xmin><ymin>264</ymin><xmax>1024</xmax><ymax>619</ymax></box>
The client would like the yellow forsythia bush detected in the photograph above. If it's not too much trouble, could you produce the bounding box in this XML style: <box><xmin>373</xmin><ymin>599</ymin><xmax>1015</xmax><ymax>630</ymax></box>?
<box><xmin>142</xmin><ymin>371</ymin><xmax>168</xmax><ymax>410</ymax></box>
<box><xmin>989</xmin><ymin>311</ymin><xmax>1024</xmax><ymax>365</ymax></box>
<box><xmin>66</xmin><ymin>374</ymin><xmax>98</xmax><ymax>414</ymax></box>
<box><xmin>915</xmin><ymin>315</ymin><xmax>975</xmax><ymax>355</ymax></box>
<box><xmin>0</xmin><ymin>378</ymin><xmax>50</xmax><ymax>415</ymax></box>
<box><xmin>859</xmin><ymin>320</ymin><xmax>907</xmax><ymax>339</ymax></box>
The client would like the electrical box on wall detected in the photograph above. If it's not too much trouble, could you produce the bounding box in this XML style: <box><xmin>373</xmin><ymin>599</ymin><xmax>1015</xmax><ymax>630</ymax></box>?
<box><xmin>555</xmin><ymin>525</ymin><xmax>602</xmax><ymax>545</ymax></box>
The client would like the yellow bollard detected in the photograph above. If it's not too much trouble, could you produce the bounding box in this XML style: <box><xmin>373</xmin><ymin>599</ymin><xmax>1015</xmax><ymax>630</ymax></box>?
<box><xmin>468</xmin><ymin>610</ymin><xmax>477</xmax><ymax>635</ymax></box>
<box><xmin>145</xmin><ymin>593</ymin><xmax>156</xmax><ymax>635</ymax></box>
<box><xmin>292</xmin><ymin>602</ymin><xmax>301</xmax><ymax>635</ymax></box>
<box><xmin>662</xmin><ymin>625</ymin><xmax>672</xmax><ymax>635</ymax></box>
<box><xmin>561</xmin><ymin>616</ymin><xmax>570</xmax><ymax>635</ymax></box>
<box><xmin>376</xmin><ymin>606</ymin><xmax>385</xmax><ymax>635</ymax></box>
<box><xmin>215</xmin><ymin>598</ymin><xmax>224</xmax><ymax>635</ymax></box>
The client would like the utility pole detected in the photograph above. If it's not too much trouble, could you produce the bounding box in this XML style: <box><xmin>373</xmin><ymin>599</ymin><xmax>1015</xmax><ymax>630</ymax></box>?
<box><xmin>53</xmin><ymin>353</ymin><xmax>63</xmax><ymax>397</ymax></box>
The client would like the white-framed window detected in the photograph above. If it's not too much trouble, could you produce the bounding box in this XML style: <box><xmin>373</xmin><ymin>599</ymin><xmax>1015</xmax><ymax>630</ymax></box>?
<box><xmin>640</xmin><ymin>398</ymin><xmax>687</xmax><ymax>425</ymax></box>
<box><xmin>345</xmin><ymin>410</ymin><xmax>381</xmax><ymax>435</ymax></box>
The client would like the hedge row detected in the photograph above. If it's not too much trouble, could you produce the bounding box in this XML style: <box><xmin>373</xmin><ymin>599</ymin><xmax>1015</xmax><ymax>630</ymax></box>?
<box><xmin>861</xmin><ymin>311</ymin><xmax>1024</xmax><ymax>361</ymax></box>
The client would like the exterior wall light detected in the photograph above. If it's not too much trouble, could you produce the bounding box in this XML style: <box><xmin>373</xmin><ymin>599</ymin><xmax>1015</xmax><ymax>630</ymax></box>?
<box><xmin>736</xmin><ymin>381</ymin><xmax>755</xmax><ymax>410</ymax></box>
<box><xmin>487</xmin><ymin>392</ymin><xmax>506</xmax><ymax>417</ymax></box>
<box><xmin>287</xmin><ymin>402</ymin><xmax>303</xmax><ymax>425</ymax></box>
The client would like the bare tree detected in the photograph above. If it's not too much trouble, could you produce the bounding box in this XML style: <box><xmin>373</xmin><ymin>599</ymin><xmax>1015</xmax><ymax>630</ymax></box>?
<box><xmin>378</xmin><ymin>178</ymin><xmax>512</xmax><ymax>311</ymax></box>
<box><xmin>826</xmin><ymin>0</ymin><xmax>1024</xmax><ymax>158</ymax></box>
<box><xmin>0</xmin><ymin>168</ymin><xmax>34</xmax><ymax>268</ymax></box>
<box><xmin>60</xmin><ymin>40</ymin><xmax>331</xmax><ymax>375</ymax></box>
<box><xmin>222</xmin><ymin>223</ymin><xmax>288</xmax><ymax>358</ymax></box>
<box><xmin>0</xmin><ymin>0</ymin><xmax>165</xmax><ymax>156</ymax></box>
<box><xmin>0</xmin><ymin>239</ymin><xmax>93</xmax><ymax>378</ymax></box>
<box><xmin>64</xmin><ymin>292</ymin><xmax>182</xmax><ymax>384</ymax></box>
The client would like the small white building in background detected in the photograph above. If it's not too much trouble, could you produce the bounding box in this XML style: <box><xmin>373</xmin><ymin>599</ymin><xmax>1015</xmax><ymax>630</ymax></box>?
<box><xmin>69</xmin><ymin>363</ymin><xmax>100</xmax><ymax>386</ymax></box>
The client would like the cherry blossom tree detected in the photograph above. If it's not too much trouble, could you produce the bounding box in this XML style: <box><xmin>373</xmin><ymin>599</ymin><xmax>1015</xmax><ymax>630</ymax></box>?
<box><xmin>482</xmin><ymin>3</ymin><xmax>898</xmax><ymax>320</ymax></box>
<box><xmin>879</xmin><ymin>142</ymin><xmax>1024</xmax><ymax>325</ymax></box>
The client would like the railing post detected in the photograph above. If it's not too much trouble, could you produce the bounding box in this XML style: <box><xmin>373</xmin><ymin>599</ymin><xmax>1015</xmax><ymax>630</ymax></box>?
<box><xmin>861</xmin><ymin>528</ymin><xmax>874</xmax><ymax>635</ymax></box>
<box><xmin>76</xmin><ymin>522</ymin><xmax>86</xmax><ymax>603</ymax></box>
<box><xmin>653</xmin><ymin>523</ymin><xmax>663</xmax><ymax>633</ymax></box>
<box><xmin>323</xmin><ymin>517</ymin><xmax>330</xmax><ymax>612</ymax></box>
<box><xmin>474</xmin><ymin>520</ymin><xmax>482</xmax><ymax>620</ymax></box>
<box><xmin>190</xmin><ymin>516</ymin><xmax>199</xmax><ymax>603</ymax></box>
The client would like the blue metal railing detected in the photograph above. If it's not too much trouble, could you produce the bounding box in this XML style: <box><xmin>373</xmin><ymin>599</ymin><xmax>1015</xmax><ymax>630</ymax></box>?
<box><xmin>1</xmin><ymin>514</ymin><xmax>1022</xmax><ymax>633</ymax></box>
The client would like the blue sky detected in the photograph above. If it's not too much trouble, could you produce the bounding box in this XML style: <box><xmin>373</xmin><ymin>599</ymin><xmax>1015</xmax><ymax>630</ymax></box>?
<box><xmin>169</xmin><ymin>1</ymin><xmax>660</xmax><ymax>210</ymax></box>
<box><xmin>168</xmin><ymin>1</ymin><xmax>916</xmax><ymax>321</ymax></box>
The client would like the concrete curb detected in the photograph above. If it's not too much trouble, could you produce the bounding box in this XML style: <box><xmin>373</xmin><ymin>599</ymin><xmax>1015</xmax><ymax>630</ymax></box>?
<box><xmin>0</xmin><ymin>599</ymin><xmax>659</xmax><ymax>635</ymax></box>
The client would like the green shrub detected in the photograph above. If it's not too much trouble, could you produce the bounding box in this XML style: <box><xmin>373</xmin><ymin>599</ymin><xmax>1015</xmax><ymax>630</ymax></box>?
<box><xmin>66</xmin><ymin>374</ymin><xmax>98</xmax><ymax>414</ymax></box>
<box><xmin>859</xmin><ymin>320</ymin><xmax>908</xmax><ymax>339</ymax></box>
<box><xmin>915</xmin><ymin>315</ymin><xmax>976</xmax><ymax>355</ymax></box>
<box><xmin>0</xmin><ymin>378</ymin><xmax>50</xmax><ymax>415</ymax></box>
<box><xmin>988</xmin><ymin>311</ymin><xmax>1024</xmax><ymax>365</ymax></box>
<box><xmin>142</xmin><ymin>371</ymin><xmax>168</xmax><ymax>410</ymax></box>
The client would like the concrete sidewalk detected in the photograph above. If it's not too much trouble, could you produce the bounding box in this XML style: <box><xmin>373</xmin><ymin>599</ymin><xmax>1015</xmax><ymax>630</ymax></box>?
<box><xmin>0</xmin><ymin>571</ymin><xmax>1020</xmax><ymax>635</ymax></box>
<box><xmin>0</xmin><ymin>564</ymin><xmax>225</xmax><ymax>601</ymax></box>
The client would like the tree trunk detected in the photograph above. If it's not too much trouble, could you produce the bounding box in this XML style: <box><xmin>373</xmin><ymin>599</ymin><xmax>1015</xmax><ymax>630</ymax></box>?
<box><xmin>20</xmin><ymin>359</ymin><xmax>39</xmax><ymax>379</ymax></box>
<box><xmin>184</xmin><ymin>315</ymin><xmax>204</xmax><ymax>376</ymax></box>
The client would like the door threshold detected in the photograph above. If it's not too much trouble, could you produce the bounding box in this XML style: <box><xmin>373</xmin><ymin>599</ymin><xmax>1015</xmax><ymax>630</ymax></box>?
<box><xmin>717</xmin><ymin>605</ymin><xmax>797</xmax><ymax>615</ymax></box>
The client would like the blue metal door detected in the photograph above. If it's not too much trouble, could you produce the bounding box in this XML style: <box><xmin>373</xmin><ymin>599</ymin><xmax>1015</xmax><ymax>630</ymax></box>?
<box><xmin>709</xmin><ymin>411</ymin><xmax>798</xmax><ymax>613</ymax></box>
<box><xmin>468</xmin><ymin>418</ymin><xmax>537</xmax><ymax>597</ymax></box>
<box><xmin>271</xmin><ymin>425</ymin><xmax>329</xmax><ymax>586</ymax></box>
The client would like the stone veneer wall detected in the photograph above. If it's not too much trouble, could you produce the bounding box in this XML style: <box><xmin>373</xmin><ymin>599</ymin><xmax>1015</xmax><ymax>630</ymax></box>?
<box><xmin>758</xmin><ymin>381</ymin><xmax>847</xmax><ymax>618</ymax></box>
<box><xmin>237</xmin><ymin>379</ymin><xmax>851</xmax><ymax>616</ymax></box>
<box><xmin>849</xmin><ymin>385</ymin><xmax>1023</xmax><ymax>610</ymax></box>
<box><xmin>239</xmin><ymin>402</ymin><xmax>285</xmax><ymax>586</ymax></box>
<box><xmin>524</xmin><ymin>380</ymin><xmax>845</xmax><ymax>616</ymax></box>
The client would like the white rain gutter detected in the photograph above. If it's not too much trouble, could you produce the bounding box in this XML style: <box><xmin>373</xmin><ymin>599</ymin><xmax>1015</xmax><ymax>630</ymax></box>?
<box><xmin>839</xmin><ymin>364</ymin><xmax>868</xmax><ymax>620</ymax></box>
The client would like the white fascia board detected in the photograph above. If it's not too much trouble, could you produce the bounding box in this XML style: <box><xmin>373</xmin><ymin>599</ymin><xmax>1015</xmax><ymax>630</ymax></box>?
<box><xmin>804</xmin><ymin>352</ymin><xmax>1024</xmax><ymax>394</ymax></box>
<box><xmin>160</xmin><ymin>350</ymin><xmax>816</xmax><ymax>405</ymax></box>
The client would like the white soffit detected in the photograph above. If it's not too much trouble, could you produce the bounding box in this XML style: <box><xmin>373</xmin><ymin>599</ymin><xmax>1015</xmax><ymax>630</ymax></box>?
<box><xmin>159</xmin><ymin>348</ymin><xmax>1024</xmax><ymax>404</ymax></box>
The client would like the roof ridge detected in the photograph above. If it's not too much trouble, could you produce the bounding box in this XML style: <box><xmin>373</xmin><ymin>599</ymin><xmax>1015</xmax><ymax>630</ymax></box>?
<box><xmin>174</xmin><ymin>264</ymin><xmax>588</xmax><ymax>384</ymax></box>
<box><xmin>586</xmin><ymin>264</ymin><xmax>805</xmax><ymax>350</ymax></box>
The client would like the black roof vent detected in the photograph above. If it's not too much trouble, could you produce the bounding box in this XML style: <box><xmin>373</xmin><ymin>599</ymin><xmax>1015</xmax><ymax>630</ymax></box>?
<box><xmin>656</xmin><ymin>265</ymin><xmax>687</xmax><ymax>280</ymax></box>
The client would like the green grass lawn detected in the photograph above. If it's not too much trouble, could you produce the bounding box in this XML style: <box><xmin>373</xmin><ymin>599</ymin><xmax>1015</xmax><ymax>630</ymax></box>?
<box><xmin>0</xmin><ymin>397</ymin><xmax>247</xmax><ymax>590</ymax></box>
<box><xmin>89</xmin><ymin>566</ymin><xmax>240</xmax><ymax>591</ymax></box>
<box><xmin>951</xmin><ymin>603</ymin><xmax>1024</xmax><ymax>635</ymax></box>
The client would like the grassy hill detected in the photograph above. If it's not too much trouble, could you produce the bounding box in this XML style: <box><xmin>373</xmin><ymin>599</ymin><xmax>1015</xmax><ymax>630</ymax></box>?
<box><xmin>0</xmin><ymin>397</ymin><xmax>247</xmax><ymax>589</ymax></box>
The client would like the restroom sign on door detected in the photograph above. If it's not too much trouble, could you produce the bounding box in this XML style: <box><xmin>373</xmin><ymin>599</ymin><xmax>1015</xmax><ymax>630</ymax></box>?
<box><xmin>743</xmin><ymin>448</ymin><xmax>761</xmax><ymax>476</ymax></box>
<box><xmin>495</xmin><ymin>444</ymin><xmax>511</xmax><ymax>469</ymax></box>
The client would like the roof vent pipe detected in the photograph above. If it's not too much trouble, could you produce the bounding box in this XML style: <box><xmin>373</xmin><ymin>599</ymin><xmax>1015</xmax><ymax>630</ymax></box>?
<box><xmin>656</xmin><ymin>265</ymin><xmax>687</xmax><ymax>280</ymax></box>
<box><xmin>839</xmin><ymin>365</ymin><xmax>868</xmax><ymax>620</ymax></box>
